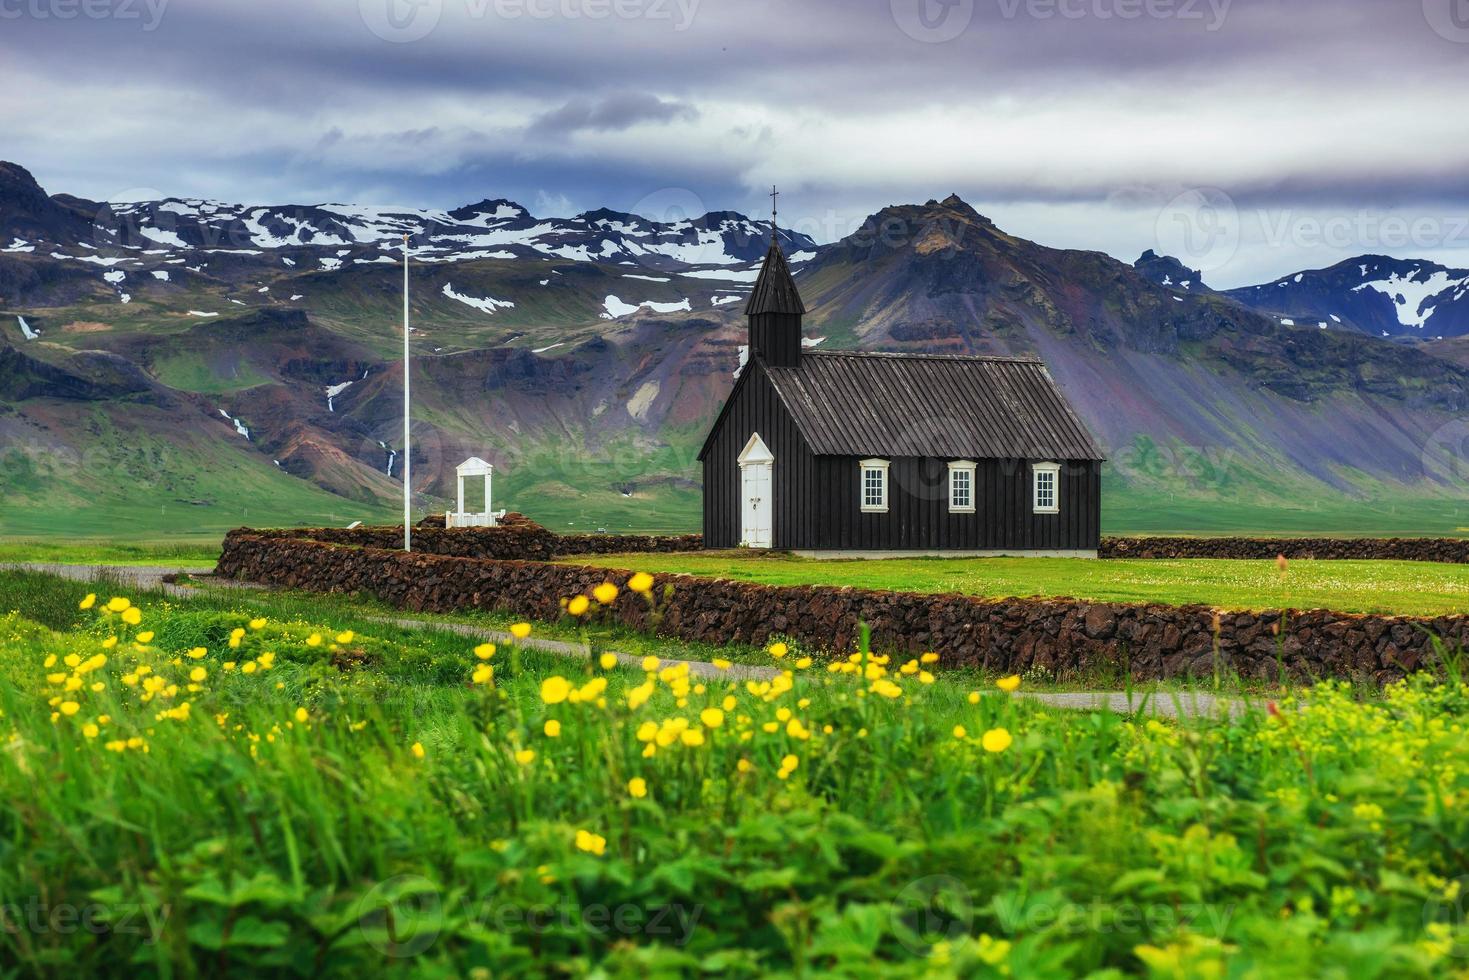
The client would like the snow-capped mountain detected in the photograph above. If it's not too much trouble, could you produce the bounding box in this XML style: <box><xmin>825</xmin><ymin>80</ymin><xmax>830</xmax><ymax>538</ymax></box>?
<box><xmin>1225</xmin><ymin>256</ymin><xmax>1469</xmax><ymax>339</ymax></box>
<box><xmin>71</xmin><ymin>190</ymin><xmax>814</xmax><ymax>270</ymax></box>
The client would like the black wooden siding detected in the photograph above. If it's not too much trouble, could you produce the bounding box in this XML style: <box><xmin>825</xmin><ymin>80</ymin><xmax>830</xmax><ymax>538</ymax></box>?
<box><xmin>701</xmin><ymin>361</ymin><xmax>818</xmax><ymax>550</ymax></box>
<box><xmin>702</xmin><ymin>362</ymin><xmax>1101</xmax><ymax>552</ymax></box>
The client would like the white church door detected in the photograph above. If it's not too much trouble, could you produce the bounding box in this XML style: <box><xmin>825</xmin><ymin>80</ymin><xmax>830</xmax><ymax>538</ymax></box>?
<box><xmin>737</xmin><ymin>433</ymin><xmax>774</xmax><ymax>549</ymax></box>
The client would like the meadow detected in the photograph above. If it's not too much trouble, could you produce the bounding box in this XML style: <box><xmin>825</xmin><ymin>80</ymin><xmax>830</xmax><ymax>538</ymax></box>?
<box><xmin>0</xmin><ymin>568</ymin><xmax>1466</xmax><ymax>975</ymax></box>
<box><xmin>566</xmin><ymin>552</ymin><xmax>1469</xmax><ymax>619</ymax></box>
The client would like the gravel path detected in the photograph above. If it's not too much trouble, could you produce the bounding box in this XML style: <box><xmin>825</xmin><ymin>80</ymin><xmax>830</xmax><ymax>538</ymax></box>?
<box><xmin>3</xmin><ymin>563</ymin><xmax>1253</xmax><ymax>718</ymax></box>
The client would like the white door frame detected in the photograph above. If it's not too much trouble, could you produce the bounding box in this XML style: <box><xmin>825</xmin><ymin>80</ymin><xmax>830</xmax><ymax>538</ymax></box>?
<box><xmin>737</xmin><ymin>433</ymin><xmax>774</xmax><ymax>549</ymax></box>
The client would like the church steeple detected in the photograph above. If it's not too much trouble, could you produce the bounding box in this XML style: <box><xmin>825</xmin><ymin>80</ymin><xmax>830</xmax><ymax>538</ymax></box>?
<box><xmin>745</xmin><ymin>192</ymin><xmax>805</xmax><ymax>367</ymax></box>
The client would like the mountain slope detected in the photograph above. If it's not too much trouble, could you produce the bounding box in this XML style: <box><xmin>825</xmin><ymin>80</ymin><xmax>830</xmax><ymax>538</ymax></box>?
<box><xmin>3</xmin><ymin>166</ymin><xmax>1468</xmax><ymax>538</ymax></box>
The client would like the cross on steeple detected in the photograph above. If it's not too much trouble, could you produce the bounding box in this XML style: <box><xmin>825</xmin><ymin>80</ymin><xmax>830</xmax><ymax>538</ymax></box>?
<box><xmin>769</xmin><ymin>185</ymin><xmax>779</xmax><ymax>243</ymax></box>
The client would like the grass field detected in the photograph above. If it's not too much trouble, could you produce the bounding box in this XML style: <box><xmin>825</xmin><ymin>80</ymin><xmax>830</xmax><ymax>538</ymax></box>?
<box><xmin>0</xmin><ymin>568</ymin><xmax>1465</xmax><ymax>974</ymax></box>
<box><xmin>566</xmin><ymin>552</ymin><xmax>1469</xmax><ymax>618</ymax></box>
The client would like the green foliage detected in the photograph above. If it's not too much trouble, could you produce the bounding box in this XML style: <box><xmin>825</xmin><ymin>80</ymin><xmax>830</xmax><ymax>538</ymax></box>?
<box><xmin>0</xmin><ymin>574</ymin><xmax>1466</xmax><ymax>975</ymax></box>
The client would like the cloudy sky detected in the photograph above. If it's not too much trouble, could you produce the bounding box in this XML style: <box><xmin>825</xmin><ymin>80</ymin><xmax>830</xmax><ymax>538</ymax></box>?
<box><xmin>3</xmin><ymin>0</ymin><xmax>1467</xmax><ymax>287</ymax></box>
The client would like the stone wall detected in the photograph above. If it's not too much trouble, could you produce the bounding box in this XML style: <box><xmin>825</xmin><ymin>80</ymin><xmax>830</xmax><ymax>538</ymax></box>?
<box><xmin>216</xmin><ymin>531</ymin><xmax>1465</xmax><ymax>684</ymax></box>
<box><xmin>1101</xmin><ymin>536</ymin><xmax>1469</xmax><ymax>563</ymax></box>
<box><xmin>250</xmin><ymin>514</ymin><xmax>703</xmax><ymax>562</ymax></box>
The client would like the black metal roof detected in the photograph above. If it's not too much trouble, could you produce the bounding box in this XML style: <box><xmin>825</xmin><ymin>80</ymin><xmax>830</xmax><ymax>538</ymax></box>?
<box><xmin>744</xmin><ymin>242</ymin><xmax>806</xmax><ymax>316</ymax></box>
<box><xmin>762</xmin><ymin>351</ymin><xmax>1106</xmax><ymax>460</ymax></box>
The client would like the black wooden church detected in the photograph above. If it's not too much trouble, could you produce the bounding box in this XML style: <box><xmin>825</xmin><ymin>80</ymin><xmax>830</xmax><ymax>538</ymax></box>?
<box><xmin>698</xmin><ymin>238</ymin><xmax>1105</xmax><ymax>557</ymax></box>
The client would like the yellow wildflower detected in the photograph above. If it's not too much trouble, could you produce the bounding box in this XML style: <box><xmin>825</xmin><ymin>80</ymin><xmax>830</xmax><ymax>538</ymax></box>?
<box><xmin>712</xmin><ymin>658</ymin><xmax>731</xmax><ymax>671</ymax></box>
<box><xmin>981</xmin><ymin>728</ymin><xmax>1013</xmax><ymax>753</ymax></box>
<box><xmin>121</xmin><ymin>607</ymin><xmax>142</xmax><ymax>626</ymax></box>
<box><xmin>136</xmin><ymin>631</ymin><xmax>154</xmax><ymax>644</ymax></box>
<box><xmin>641</xmin><ymin>655</ymin><xmax>660</xmax><ymax>672</ymax></box>
<box><xmin>515</xmin><ymin>748</ymin><xmax>536</xmax><ymax>766</ymax></box>
<box><xmin>574</xmin><ymin>829</ymin><xmax>607</xmax><ymax>855</ymax></box>
<box><xmin>768</xmin><ymin>642</ymin><xmax>788</xmax><ymax>659</ymax></box>
<box><xmin>190</xmin><ymin>667</ymin><xmax>207</xmax><ymax>683</ymax></box>
<box><xmin>82</xmin><ymin>722</ymin><xmax>99</xmax><ymax>739</ymax></box>
<box><xmin>510</xmin><ymin>622</ymin><xmax>532</xmax><ymax>639</ymax></box>
<box><xmin>411</xmin><ymin>742</ymin><xmax>425</xmax><ymax>759</ymax></box>
<box><xmin>306</xmin><ymin>633</ymin><xmax>321</xmax><ymax>647</ymax></box>
<box><xmin>294</xmin><ymin>707</ymin><xmax>308</xmax><ymax>723</ymax></box>
<box><xmin>996</xmin><ymin>675</ymin><xmax>1021</xmax><ymax>693</ymax></box>
<box><xmin>106</xmin><ymin>597</ymin><xmax>130</xmax><ymax>613</ymax></box>
<box><xmin>628</xmin><ymin>572</ymin><xmax>654</xmax><ymax>594</ymax></box>
<box><xmin>593</xmin><ymin>582</ymin><xmax>619</xmax><ymax>604</ymax></box>
<box><xmin>700</xmin><ymin>707</ymin><xmax>725</xmax><ymax>729</ymax></box>
<box><xmin>567</xmin><ymin>595</ymin><xmax>590</xmax><ymax>616</ymax></box>
<box><xmin>60</xmin><ymin>701</ymin><xmax>80</xmax><ymax>716</ymax></box>
<box><xmin>79</xmin><ymin>593</ymin><xmax>96</xmax><ymax>610</ymax></box>
<box><xmin>544</xmin><ymin>719</ymin><xmax>562</xmax><ymax>737</ymax></box>
<box><xmin>474</xmin><ymin>643</ymin><xmax>496</xmax><ymax>660</ymax></box>
<box><xmin>953</xmin><ymin>725</ymin><xmax>967</xmax><ymax>739</ymax></box>
<box><xmin>599</xmin><ymin>652</ymin><xmax>618</xmax><ymax>670</ymax></box>
<box><xmin>540</xmin><ymin>676</ymin><xmax>572</xmax><ymax>704</ymax></box>
<box><xmin>628</xmin><ymin>776</ymin><xmax>648</xmax><ymax>798</ymax></box>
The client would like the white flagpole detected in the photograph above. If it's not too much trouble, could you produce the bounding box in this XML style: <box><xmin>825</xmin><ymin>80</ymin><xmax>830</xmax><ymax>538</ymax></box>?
<box><xmin>402</xmin><ymin>232</ymin><xmax>412</xmax><ymax>553</ymax></box>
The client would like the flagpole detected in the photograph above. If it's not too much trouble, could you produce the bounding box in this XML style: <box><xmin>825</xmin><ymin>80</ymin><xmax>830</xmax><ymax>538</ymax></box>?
<box><xmin>402</xmin><ymin>232</ymin><xmax>412</xmax><ymax>553</ymax></box>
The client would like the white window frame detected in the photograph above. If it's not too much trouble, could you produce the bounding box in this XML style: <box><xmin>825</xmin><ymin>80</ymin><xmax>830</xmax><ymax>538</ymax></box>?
<box><xmin>1032</xmin><ymin>461</ymin><xmax>1061</xmax><ymax>515</ymax></box>
<box><xmin>947</xmin><ymin>460</ymin><xmax>976</xmax><ymax>514</ymax></box>
<box><xmin>859</xmin><ymin>458</ymin><xmax>890</xmax><ymax>513</ymax></box>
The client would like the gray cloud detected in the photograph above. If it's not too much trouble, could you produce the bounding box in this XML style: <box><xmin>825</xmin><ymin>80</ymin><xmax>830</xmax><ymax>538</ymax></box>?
<box><xmin>1</xmin><ymin>0</ymin><xmax>1467</xmax><ymax>288</ymax></box>
<box><xmin>526</xmin><ymin>92</ymin><xmax>699</xmax><ymax>136</ymax></box>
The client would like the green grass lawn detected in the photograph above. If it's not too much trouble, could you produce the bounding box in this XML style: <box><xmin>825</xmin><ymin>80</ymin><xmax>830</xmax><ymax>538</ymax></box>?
<box><xmin>0</xmin><ymin>539</ymin><xmax>222</xmax><ymax>567</ymax></box>
<box><xmin>564</xmin><ymin>552</ymin><xmax>1469</xmax><ymax>618</ymax></box>
<box><xmin>0</xmin><ymin>569</ymin><xmax>1465</xmax><ymax>975</ymax></box>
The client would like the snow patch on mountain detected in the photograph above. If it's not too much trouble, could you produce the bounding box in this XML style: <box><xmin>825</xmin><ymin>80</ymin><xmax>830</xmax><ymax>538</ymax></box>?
<box><xmin>600</xmin><ymin>295</ymin><xmax>692</xmax><ymax>319</ymax></box>
<box><xmin>442</xmin><ymin>283</ymin><xmax>515</xmax><ymax>314</ymax></box>
<box><xmin>1352</xmin><ymin>269</ymin><xmax>1463</xmax><ymax>328</ymax></box>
